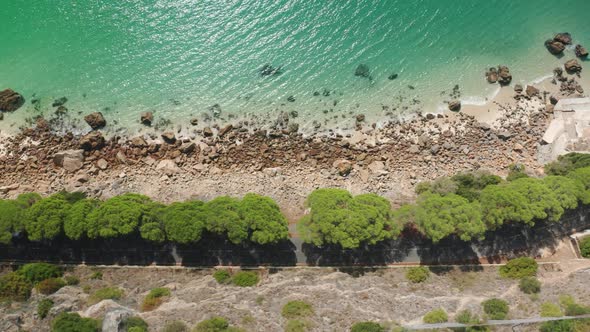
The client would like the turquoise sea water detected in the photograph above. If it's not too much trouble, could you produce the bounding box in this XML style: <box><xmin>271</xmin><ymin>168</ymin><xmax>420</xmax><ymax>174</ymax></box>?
<box><xmin>1</xmin><ymin>1</ymin><xmax>590</xmax><ymax>133</ymax></box>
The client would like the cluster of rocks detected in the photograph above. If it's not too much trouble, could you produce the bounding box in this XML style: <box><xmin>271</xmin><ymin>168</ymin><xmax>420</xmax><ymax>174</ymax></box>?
<box><xmin>545</xmin><ymin>32</ymin><xmax>588</xmax><ymax>59</ymax></box>
<box><xmin>485</xmin><ymin>66</ymin><xmax>512</xmax><ymax>85</ymax></box>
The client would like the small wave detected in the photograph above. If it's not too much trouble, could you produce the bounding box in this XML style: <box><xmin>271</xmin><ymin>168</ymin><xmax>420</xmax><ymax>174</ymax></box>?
<box><xmin>461</xmin><ymin>85</ymin><xmax>501</xmax><ymax>106</ymax></box>
<box><xmin>530</xmin><ymin>74</ymin><xmax>553</xmax><ymax>85</ymax></box>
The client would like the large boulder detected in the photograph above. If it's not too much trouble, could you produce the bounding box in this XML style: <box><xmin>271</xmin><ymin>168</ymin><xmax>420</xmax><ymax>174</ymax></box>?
<box><xmin>525</xmin><ymin>85</ymin><xmax>539</xmax><ymax>97</ymax></box>
<box><xmin>79</xmin><ymin>131</ymin><xmax>106</xmax><ymax>151</ymax></box>
<box><xmin>564</xmin><ymin>59</ymin><xmax>582</xmax><ymax>74</ymax></box>
<box><xmin>448</xmin><ymin>100</ymin><xmax>461</xmax><ymax>112</ymax></box>
<box><xmin>156</xmin><ymin>159</ymin><xmax>181</xmax><ymax>176</ymax></box>
<box><xmin>102</xmin><ymin>309</ymin><xmax>135</xmax><ymax>332</ymax></box>
<box><xmin>554</xmin><ymin>32</ymin><xmax>572</xmax><ymax>45</ymax></box>
<box><xmin>53</xmin><ymin>150</ymin><xmax>85</xmax><ymax>172</ymax></box>
<box><xmin>140</xmin><ymin>112</ymin><xmax>153</xmax><ymax>126</ymax></box>
<box><xmin>84</xmin><ymin>112</ymin><xmax>106</xmax><ymax>130</ymax></box>
<box><xmin>485</xmin><ymin>67</ymin><xmax>498</xmax><ymax>83</ymax></box>
<box><xmin>575</xmin><ymin>44</ymin><xmax>589</xmax><ymax>58</ymax></box>
<box><xmin>497</xmin><ymin>66</ymin><xmax>512</xmax><ymax>85</ymax></box>
<box><xmin>161</xmin><ymin>132</ymin><xmax>176</xmax><ymax>144</ymax></box>
<box><xmin>545</xmin><ymin>39</ymin><xmax>565</xmax><ymax>55</ymax></box>
<box><xmin>0</xmin><ymin>89</ymin><xmax>25</xmax><ymax>112</ymax></box>
<box><xmin>333</xmin><ymin>159</ymin><xmax>353</xmax><ymax>176</ymax></box>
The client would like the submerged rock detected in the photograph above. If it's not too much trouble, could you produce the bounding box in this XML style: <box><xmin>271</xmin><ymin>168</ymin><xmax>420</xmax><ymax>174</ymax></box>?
<box><xmin>209</xmin><ymin>104</ymin><xmax>222</xmax><ymax>118</ymax></box>
<box><xmin>140</xmin><ymin>111</ymin><xmax>153</xmax><ymax>126</ymax></box>
<box><xmin>545</xmin><ymin>39</ymin><xmax>565</xmax><ymax>55</ymax></box>
<box><xmin>354</xmin><ymin>64</ymin><xmax>371</xmax><ymax>79</ymax></box>
<box><xmin>0</xmin><ymin>89</ymin><xmax>25</xmax><ymax>112</ymax></box>
<box><xmin>388</xmin><ymin>73</ymin><xmax>399</xmax><ymax>80</ymax></box>
<box><xmin>565</xmin><ymin>59</ymin><xmax>582</xmax><ymax>74</ymax></box>
<box><xmin>84</xmin><ymin>112</ymin><xmax>106</xmax><ymax>130</ymax></box>
<box><xmin>52</xmin><ymin>97</ymin><xmax>68</xmax><ymax>107</ymax></box>
<box><xmin>259</xmin><ymin>64</ymin><xmax>283</xmax><ymax>77</ymax></box>
<box><xmin>575</xmin><ymin>44</ymin><xmax>588</xmax><ymax>58</ymax></box>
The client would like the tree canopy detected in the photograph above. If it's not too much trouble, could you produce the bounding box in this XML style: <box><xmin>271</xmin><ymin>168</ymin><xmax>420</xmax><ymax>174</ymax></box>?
<box><xmin>24</xmin><ymin>195</ymin><xmax>71</xmax><ymax>241</ymax></box>
<box><xmin>239</xmin><ymin>193</ymin><xmax>289</xmax><ymax>245</ymax></box>
<box><xmin>162</xmin><ymin>201</ymin><xmax>206</xmax><ymax>244</ymax></box>
<box><xmin>87</xmin><ymin>193</ymin><xmax>152</xmax><ymax>239</ymax></box>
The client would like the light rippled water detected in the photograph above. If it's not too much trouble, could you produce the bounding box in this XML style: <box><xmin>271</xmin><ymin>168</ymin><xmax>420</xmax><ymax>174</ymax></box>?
<box><xmin>1</xmin><ymin>0</ymin><xmax>589</xmax><ymax>133</ymax></box>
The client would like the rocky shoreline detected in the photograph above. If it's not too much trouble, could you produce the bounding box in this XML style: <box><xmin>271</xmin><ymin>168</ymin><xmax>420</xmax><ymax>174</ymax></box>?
<box><xmin>0</xmin><ymin>52</ymin><xmax>587</xmax><ymax>220</ymax></box>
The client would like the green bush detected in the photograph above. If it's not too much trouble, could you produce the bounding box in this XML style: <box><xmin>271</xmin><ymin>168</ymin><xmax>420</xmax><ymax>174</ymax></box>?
<box><xmin>540</xmin><ymin>302</ymin><xmax>563</xmax><ymax>317</ymax></box>
<box><xmin>544</xmin><ymin>152</ymin><xmax>590</xmax><ymax>176</ymax></box>
<box><xmin>163</xmin><ymin>320</ymin><xmax>189</xmax><ymax>332</ymax></box>
<box><xmin>90</xmin><ymin>271</ymin><xmax>103</xmax><ymax>280</ymax></box>
<box><xmin>482</xmin><ymin>298</ymin><xmax>509</xmax><ymax>320</ymax></box>
<box><xmin>141</xmin><ymin>287</ymin><xmax>171</xmax><ymax>311</ymax></box>
<box><xmin>564</xmin><ymin>303</ymin><xmax>590</xmax><ymax>316</ymax></box>
<box><xmin>213</xmin><ymin>270</ymin><xmax>231</xmax><ymax>284</ymax></box>
<box><xmin>282</xmin><ymin>300</ymin><xmax>314</xmax><ymax>319</ymax></box>
<box><xmin>406</xmin><ymin>266</ymin><xmax>430</xmax><ymax>283</ymax></box>
<box><xmin>499</xmin><ymin>257</ymin><xmax>537</xmax><ymax>279</ymax></box>
<box><xmin>122</xmin><ymin>316</ymin><xmax>148</xmax><ymax>332</ymax></box>
<box><xmin>580</xmin><ymin>237</ymin><xmax>590</xmax><ymax>258</ymax></box>
<box><xmin>518</xmin><ymin>276</ymin><xmax>541</xmax><ymax>294</ymax></box>
<box><xmin>298</xmin><ymin>189</ymin><xmax>402</xmax><ymax>249</ymax></box>
<box><xmin>36</xmin><ymin>278</ymin><xmax>66</xmax><ymax>295</ymax></box>
<box><xmin>423</xmin><ymin>308</ymin><xmax>448</xmax><ymax>324</ymax></box>
<box><xmin>51</xmin><ymin>312</ymin><xmax>99</xmax><ymax>332</ymax></box>
<box><xmin>0</xmin><ymin>272</ymin><xmax>32</xmax><ymax>301</ymax></box>
<box><xmin>455</xmin><ymin>309</ymin><xmax>478</xmax><ymax>324</ymax></box>
<box><xmin>64</xmin><ymin>275</ymin><xmax>80</xmax><ymax>285</ymax></box>
<box><xmin>539</xmin><ymin>319</ymin><xmax>576</xmax><ymax>332</ymax></box>
<box><xmin>38</xmin><ymin>298</ymin><xmax>54</xmax><ymax>319</ymax></box>
<box><xmin>193</xmin><ymin>316</ymin><xmax>244</xmax><ymax>332</ymax></box>
<box><xmin>232</xmin><ymin>271</ymin><xmax>259</xmax><ymax>287</ymax></box>
<box><xmin>18</xmin><ymin>263</ymin><xmax>62</xmax><ymax>284</ymax></box>
<box><xmin>88</xmin><ymin>287</ymin><xmax>124</xmax><ymax>304</ymax></box>
<box><xmin>285</xmin><ymin>319</ymin><xmax>312</xmax><ymax>332</ymax></box>
<box><xmin>350</xmin><ymin>321</ymin><xmax>385</xmax><ymax>332</ymax></box>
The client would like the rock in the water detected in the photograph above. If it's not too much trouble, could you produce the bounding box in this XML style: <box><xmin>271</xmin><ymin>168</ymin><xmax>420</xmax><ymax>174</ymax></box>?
<box><xmin>575</xmin><ymin>44</ymin><xmax>589</xmax><ymax>58</ymax></box>
<box><xmin>79</xmin><ymin>131</ymin><xmax>106</xmax><ymax>151</ymax></box>
<box><xmin>209</xmin><ymin>104</ymin><xmax>222</xmax><ymax>118</ymax></box>
<box><xmin>0</xmin><ymin>89</ymin><xmax>25</xmax><ymax>112</ymax></box>
<box><xmin>259</xmin><ymin>64</ymin><xmax>283</xmax><ymax>77</ymax></box>
<box><xmin>514</xmin><ymin>84</ymin><xmax>523</xmax><ymax>94</ymax></box>
<box><xmin>554</xmin><ymin>32</ymin><xmax>572</xmax><ymax>45</ymax></box>
<box><xmin>53</xmin><ymin>150</ymin><xmax>85</xmax><ymax>172</ymax></box>
<box><xmin>497</xmin><ymin>66</ymin><xmax>512</xmax><ymax>85</ymax></box>
<box><xmin>564</xmin><ymin>59</ymin><xmax>582</xmax><ymax>74</ymax></box>
<box><xmin>525</xmin><ymin>85</ymin><xmax>539</xmax><ymax>97</ymax></box>
<box><xmin>545</xmin><ymin>39</ymin><xmax>565</xmax><ymax>55</ymax></box>
<box><xmin>448</xmin><ymin>100</ymin><xmax>461</xmax><ymax>112</ymax></box>
<box><xmin>84</xmin><ymin>112</ymin><xmax>106</xmax><ymax>130</ymax></box>
<box><xmin>485</xmin><ymin>68</ymin><xmax>498</xmax><ymax>83</ymax></box>
<box><xmin>55</xmin><ymin>106</ymin><xmax>68</xmax><ymax>116</ymax></box>
<box><xmin>287</xmin><ymin>95</ymin><xmax>295</xmax><ymax>102</ymax></box>
<box><xmin>333</xmin><ymin>159</ymin><xmax>353</xmax><ymax>176</ymax></box>
<box><xmin>161</xmin><ymin>132</ymin><xmax>176</xmax><ymax>144</ymax></box>
<box><xmin>388</xmin><ymin>73</ymin><xmax>399</xmax><ymax>80</ymax></box>
<box><xmin>190</xmin><ymin>118</ymin><xmax>199</xmax><ymax>126</ymax></box>
<box><xmin>52</xmin><ymin>97</ymin><xmax>68</xmax><ymax>107</ymax></box>
<box><xmin>203</xmin><ymin>127</ymin><xmax>213</xmax><ymax>137</ymax></box>
<box><xmin>140</xmin><ymin>112</ymin><xmax>153</xmax><ymax>126</ymax></box>
<box><xmin>354</xmin><ymin>64</ymin><xmax>370</xmax><ymax>78</ymax></box>
<box><xmin>356</xmin><ymin>114</ymin><xmax>366</xmax><ymax>122</ymax></box>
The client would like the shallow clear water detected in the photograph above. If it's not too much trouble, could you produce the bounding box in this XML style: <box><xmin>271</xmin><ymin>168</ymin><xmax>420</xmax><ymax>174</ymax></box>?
<box><xmin>1</xmin><ymin>0</ymin><xmax>589</xmax><ymax>132</ymax></box>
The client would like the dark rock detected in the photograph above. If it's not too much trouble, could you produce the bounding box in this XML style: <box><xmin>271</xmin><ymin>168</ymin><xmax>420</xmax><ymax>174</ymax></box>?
<box><xmin>84</xmin><ymin>112</ymin><xmax>106</xmax><ymax>130</ymax></box>
<box><xmin>356</xmin><ymin>114</ymin><xmax>366</xmax><ymax>122</ymax></box>
<box><xmin>497</xmin><ymin>66</ymin><xmax>512</xmax><ymax>85</ymax></box>
<box><xmin>497</xmin><ymin>131</ymin><xmax>513</xmax><ymax>140</ymax></box>
<box><xmin>190</xmin><ymin>118</ymin><xmax>199</xmax><ymax>126</ymax></box>
<box><xmin>448</xmin><ymin>100</ymin><xmax>461</xmax><ymax>112</ymax></box>
<box><xmin>525</xmin><ymin>85</ymin><xmax>539</xmax><ymax>97</ymax></box>
<box><xmin>55</xmin><ymin>105</ymin><xmax>68</xmax><ymax>115</ymax></box>
<box><xmin>161</xmin><ymin>132</ymin><xmax>176</xmax><ymax>144</ymax></box>
<box><xmin>0</xmin><ymin>112</ymin><xmax>3</xmax><ymax>121</ymax></box>
<box><xmin>79</xmin><ymin>131</ymin><xmax>105</xmax><ymax>151</ymax></box>
<box><xmin>545</xmin><ymin>39</ymin><xmax>565</xmax><ymax>55</ymax></box>
<box><xmin>219</xmin><ymin>124</ymin><xmax>233</xmax><ymax>137</ymax></box>
<box><xmin>52</xmin><ymin>97</ymin><xmax>68</xmax><ymax>107</ymax></box>
<box><xmin>514</xmin><ymin>84</ymin><xmax>523</xmax><ymax>93</ymax></box>
<box><xmin>354</xmin><ymin>64</ymin><xmax>370</xmax><ymax>78</ymax></box>
<box><xmin>0</xmin><ymin>89</ymin><xmax>25</xmax><ymax>112</ymax></box>
<box><xmin>554</xmin><ymin>32</ymin><xmax>572</xmax><ymax>45</ymax></box>
<box><xmin>388</xmin><ymin>73</ymin><xmax>399</xmax><ymax>80</ymax></box>
<box><xmin>485</xmin><ymin>68</ymin><xmax>498</xmax><ymax>83</ymax></box>
<box><xmin>259</xmin><ymin>64</ymin><xmax>283</xmax><ymax>77</ymax></box>
<box><xmin>203</xmin><ymin>127</ymin><xmax>214</xmax><ymax>137</ymax></box>
<box><xmin>575</xmin><ymin>44</ymin><xmax>589</xmax><ymax>58</ymax></box>
<box><xmin>564</xmin><ymin>59</ymin><xmax>582</xmax><ymax>74</ymax></box>
<box><xmin>140</xmin><ymin>112</ymin><xmax>153</xmax><ymax>126</ymax></box>
<box><xmin>290</xmin><ymin>110</ymin><xmax>299</xmax><ymax>118</ymax></box>
<box><xmin>287</xmin><ymin>95</ymin><xmax>295</xmax><ymax>102</ymax></box>
<box><xmin>550</xmin><ymin>95</ymin><xmax>559</xmax><ymax>105</ymax></box>
<box><xmin>179</xmin><ymin>142</ymin><xmax>196</xmax><ymax>154</ymax></box>
<box><xmin>554</xmin><ymin>67</ymin><xmax>564</xmax><ymax>77</ymax></box>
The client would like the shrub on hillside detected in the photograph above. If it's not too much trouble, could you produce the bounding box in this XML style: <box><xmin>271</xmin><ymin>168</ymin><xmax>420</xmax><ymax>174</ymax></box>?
<box><xmin>580</xmin><ymin>237</ymin><xmax>590</xmax><ymax>258</ymax></box>
<box><xmin>141</xmin><ymin>287</ymin><xmax>170</xmax><ymax>311</ymax></box>
<box><xmin>163</xmin><ymin>320</ymin><xmax>189</xmax><ymax>332</ymax></box>
<box><xmin>281</xmin><ymin>300</ymin><xmax>314</xmax><ymax>319</ymax></box>
<box><xmin>36</xmin><ymin>278</ymin><xmax>66</xmax><ymax>295</ymax></box>
<box><xmin>122</xmin><ymin>316</ymin><xmax>148</xmax><ymax>332</ymax></box>
<box><xmin>455</xmin><ymin>309</ymin><xmax>480</xmax><ymax>324</ymax></box>
<box><xmin>406</xmin><ymin>266</ymin><xmax>430</xmax><ymax>283</ymax></box>
<box><xmin>564</xmin><ymin>303</ymin><xmax>590</xmax><ymax>316</ymax></box>
<box><xmin>423</xmin><ymin>308</ymin><xmax>448</xmax><ymax>324</ymax></box>
<box><xmin>544</xmin><ymin>152</ymin><xmax>590</xmax><ymax>176</ymax></box>
<box><xmin>482</xmin><ymin>298</ymin><xmax>509</xmax><ymax>320</ymax></box>
<box><xmin>518</xmin><ymin>277</ymin><xmax>541</xmax><ymax>294</ymax></box>
<box><xmin>51</xmin><ymin>312</ymin><xmax>99</xmax><ymax>332</ymax></box>
<box><xmin>88</xmin><ymin>287</ymin><xmax>124</xmax><ymax>304</ymax></box>
<box><xmin>232</xmin><ymin>271</ymin><xmax>259</xmax><ymax>287</ymax></box>
<box><xmin>64</xmin><ymin>275</ymin><xmax>80</xmax><ymax>285</ymax></box>
<box><xmin>540</xmin><ymin>302</ymin><xmax>563</xmax><ymax>317</ymax></box>
<box><xmin>38</xmin><ymin>298</ymin><xmax>54</xmax><ymax>319</ymax></box>
<box><xmin>499</xmin><ymin>257</ymin><xmax>537</xmax><ymax>279</ymax></box>
<box><xmin>18</xmin><ymin>263</ymin><xmax>62</xmax><ymax>284</ymax></box>
<box><xmin>193</xmin><ymin>317</ymin><xmax>244</xmax><ymax>332</ymax></box>
<box><xmin>285</xmin><ymin>319</ymin><xmax>312</xmax><ymax>332</ymax></box>
<box><xmin>350</xmin><ymin>321</ymin><xmax>385</xmax><ymax>332</ymax></box>
<box><xmin>0</xmin><ymin>272</ymin><xmax>32</xmax><ymax>301</ymax></box>
<box><xmin>213</xmin><ymin>270</ymin><xmax>231</xmax><ymax>284</ymax></box>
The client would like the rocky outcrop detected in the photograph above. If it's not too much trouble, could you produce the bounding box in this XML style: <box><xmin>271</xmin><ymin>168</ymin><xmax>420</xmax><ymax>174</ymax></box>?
<box><xmin>554</xmin><ymin>32</ymin><xmax>572</xmax><ymax>45</ymax></box>
<box><xmin>448</xmin><ymin>100</ymin><xmax>461</xmax><ymax>112</ymax></box>
<box><xmin>84</xmin><ymin>112</ymin><xmax>106</xmax><ymax>130</ymax></box>
<box><xmin>0</xmin><ymin>89</ymin><xmax>25</xmax><ymax>112</ymax></box>
<box><xmin>79</xmin><ymin>131</ymin><xmax>106</xmax><ymax>151</ymax></box>
<box><xmin>545</xmin><ymin>39</ymin><xmax>565</xmax><ymax>55</ymax></box>
<box><xmin>564</xmin><ymin>59</ymin><xmax>582</xmax><ymax>74</ymax></box>
<box><xmin>575</xmin><ymin>45</ymin><xmax>588</xmax><ymax>58</ymax></box>
<box><xmin>53</xmin><ymin>150</ymin><xmax>85</xmax><ymax>172</ymax></box>
<box><xmin>140</xmin><ymin>112</ymin><xmax>153</xmax><ymax>126</ymax></box>
<box><xmin>497</xmin><ymin>66</ymin><xmax>512</xmax><ymax>85</ymax></box>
